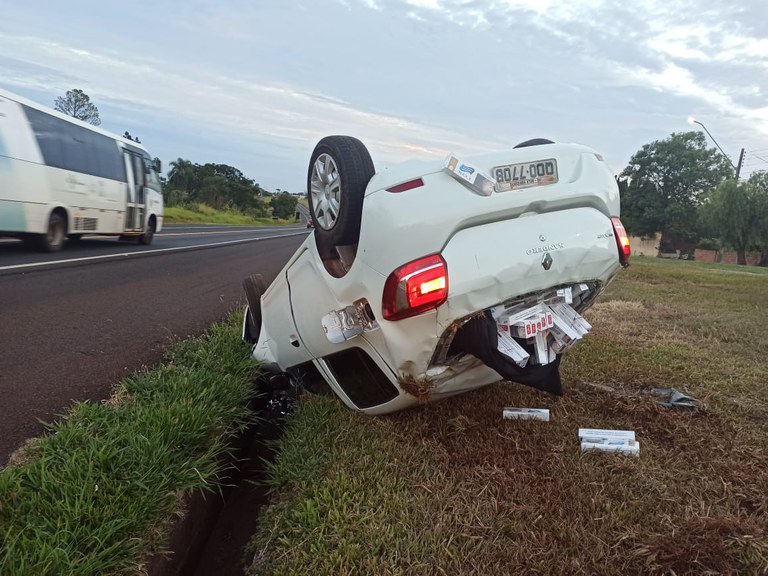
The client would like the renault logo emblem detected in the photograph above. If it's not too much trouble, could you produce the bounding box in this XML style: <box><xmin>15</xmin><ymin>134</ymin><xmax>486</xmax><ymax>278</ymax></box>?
<box><xmin>542</xmin><ymin>253</ymin><xmax>553</xmax><ymax>270</ymax></box>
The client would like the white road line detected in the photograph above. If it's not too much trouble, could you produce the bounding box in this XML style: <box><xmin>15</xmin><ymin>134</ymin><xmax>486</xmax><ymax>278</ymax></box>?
<box><xmin>0</xmin><ymin>231</ymin><xmax>307</xmax><ymax>272</ymax></box>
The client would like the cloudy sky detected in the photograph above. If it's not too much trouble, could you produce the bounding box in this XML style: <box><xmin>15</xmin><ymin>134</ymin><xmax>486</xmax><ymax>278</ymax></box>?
<box><xmin>2</xmin><ymin>0</ymin><xmax>767</xmax><ymax>192</ymax></box>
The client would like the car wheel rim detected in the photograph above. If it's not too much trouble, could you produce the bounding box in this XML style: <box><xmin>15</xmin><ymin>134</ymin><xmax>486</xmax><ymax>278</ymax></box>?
<box><xmin>309</xmin><ymin>153</ymin><xmax>341</xmax><ymax>231</ymax></box>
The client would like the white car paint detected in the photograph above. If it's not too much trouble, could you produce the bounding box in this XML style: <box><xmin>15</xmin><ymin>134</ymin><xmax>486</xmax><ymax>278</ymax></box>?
<box><xmin>247</xmin><ymin>141</ymin><xmax>627</xmax><ymax>414</ymax></box>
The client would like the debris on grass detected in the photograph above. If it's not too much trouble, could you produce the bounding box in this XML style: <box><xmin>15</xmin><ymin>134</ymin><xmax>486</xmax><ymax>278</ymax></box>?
<box><xmin>651</xmin><ymin>387</ymin><xmax>702</xmax><ymax>411</ymax></box>
<box><xmin>502</xmin><ymin>407</ymin><xmax>550</xmax><ymax>421</ymax></box>
<box><xmin>579</xmin><ymin>428</ymin><xmax>639</xmax><ymax>455</ymax></box>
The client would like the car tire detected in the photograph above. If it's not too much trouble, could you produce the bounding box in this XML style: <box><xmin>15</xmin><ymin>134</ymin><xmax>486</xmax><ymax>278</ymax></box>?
<box><xmin>37</xmin><ymin>211</ymin><xmax>66</xmax><ymax>252</ymax></box>
<box><xmin>243</xmin><ymin>274</ymin><xmax>267</xmax><ymax>344</ymax></box>
<box><xmin>514</xmin><ymin>138</ymin><xmax>554</xmax><ymax>148</ymax></box>
<box><xmin>306</xmin><ymin>136</ymin><xmax>375</xmax><ymax>248</ymax></box>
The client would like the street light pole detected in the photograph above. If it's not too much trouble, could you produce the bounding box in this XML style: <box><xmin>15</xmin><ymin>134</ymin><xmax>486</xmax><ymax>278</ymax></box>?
<box><xmin>687</xmin><ymin>116</ymin><xmax>745</xmax><ymax>180</ymax></box>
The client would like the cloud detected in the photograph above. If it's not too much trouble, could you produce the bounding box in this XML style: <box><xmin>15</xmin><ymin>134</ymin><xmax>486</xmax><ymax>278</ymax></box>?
<box><xmin>2</xmin><ymin>0</ymin><xmax>767</xmax><ymax>187</ymax></box>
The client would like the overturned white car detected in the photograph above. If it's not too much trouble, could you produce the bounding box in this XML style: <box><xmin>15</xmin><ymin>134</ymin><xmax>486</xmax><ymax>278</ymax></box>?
<box><xmin>243</xmin><ymin>136</ymin><xmax>630</xmax><ymax>414</ymax></box>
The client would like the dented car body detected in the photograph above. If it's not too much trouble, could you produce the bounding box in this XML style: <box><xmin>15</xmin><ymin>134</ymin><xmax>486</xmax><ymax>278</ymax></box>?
<box><xmin>243</xmin><ymin>136</ymin><xmax>630</xmax><ymax>414</ymax></box>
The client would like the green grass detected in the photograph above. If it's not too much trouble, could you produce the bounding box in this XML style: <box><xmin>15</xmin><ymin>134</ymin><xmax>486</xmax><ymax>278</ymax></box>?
<box><xmin>246</xmin><ymin>258</ymin><xmax>768</xmax><ymax>576</ymax></box>
<box><xmin>0</xmin><ymin>314</ymin><xmax>259</xmax><ymax>576</ymax></box>
<box><xmin>164</xmin><ymin>203</ymin><xmax>297</xmax><ymax>226</ymax></box>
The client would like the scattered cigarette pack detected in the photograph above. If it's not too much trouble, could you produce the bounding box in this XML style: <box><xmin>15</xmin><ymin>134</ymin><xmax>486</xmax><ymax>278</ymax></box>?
<box><xmin>578</xmin><ymin>428</ymin><xmax>639</xmax><ymax>456</ymax></box>
<box><xmin>503</xmin><ymin>407</ymin><xmax>550</xmax><ymax>421</ymax></box>
<box><xmin>578</xmin><ymin>428</ymin><xmax>635</xmax><ymax>443</ymax></box>
<box><xmin>581</xmin><ymin>440</ymin><xmax>640</xmax><ymax>456</ymax></box>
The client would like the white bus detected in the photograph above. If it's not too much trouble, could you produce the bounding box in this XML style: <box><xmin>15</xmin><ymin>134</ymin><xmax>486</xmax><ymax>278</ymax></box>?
<box><xmin>0</xmin><ymin>87</ymin><xmax>163</xmax><ymax>252</ymax></box>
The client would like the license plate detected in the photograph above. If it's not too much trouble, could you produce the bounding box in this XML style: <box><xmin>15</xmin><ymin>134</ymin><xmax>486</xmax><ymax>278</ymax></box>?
<box><xmin>492</xmin><ymin>159</ymin><xmax>558</xmax><ymax>192</ymax></box>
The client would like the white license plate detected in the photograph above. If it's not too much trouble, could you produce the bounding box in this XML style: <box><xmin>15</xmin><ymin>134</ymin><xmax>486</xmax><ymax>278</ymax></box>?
<box><xmin>492</xmin><ymin>159</ymin><xmax>558</xmax><ymax>192</ymax></box>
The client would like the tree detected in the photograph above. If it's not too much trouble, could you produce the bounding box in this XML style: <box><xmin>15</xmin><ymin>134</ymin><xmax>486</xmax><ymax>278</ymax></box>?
<box><xmin>620</xmin><ymin>132</ymin><xmax>731</xmax><ymax>250</ymax></box>
<box><xmin>54</xmin><ymin>89</ymin><xmax>101</xmax><ymax>125</ymax></box>
<box><xmin>271</xmin><ymin>191</ymin><xmax>298</xmax><ymax>219</ymax></box>
<box><xmin>167</xmin><ymin>158</ymin><xmax>198</xmax><ymax>202</ymax></box>
<box><xmin>699</xmin><ymin>173</ymin><xmax>768</xmax><ymax>264</ymax></box>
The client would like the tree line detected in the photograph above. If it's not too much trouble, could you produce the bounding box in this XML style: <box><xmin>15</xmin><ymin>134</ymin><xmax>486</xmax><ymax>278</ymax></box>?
<box><xmin>53</xmin><ymin>88</ymin><xmax>767</xmax><ymax>261</ymax></box>
<box><xmin>52</xmin><ymin>88</ymin><xmax>297</xmax><ymax>220</ymax></box>
<box><xmin>165</xmin><ymin>158</ymin><xmax>297</xmax><ymax>219</ymax></box>
<box><xmin>619</xmin><ymin>131</ymin><xmax>768</xmax><ymax>265</ymax></box>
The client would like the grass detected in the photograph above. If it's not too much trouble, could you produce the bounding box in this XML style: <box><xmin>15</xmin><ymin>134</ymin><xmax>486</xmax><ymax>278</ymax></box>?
<box><xmin>245</xmin><ymin>257</ymin><xmax>768</xmax><ymax>576</ymax></box>
<box><xmin>0</xmin><ymin>313</ymin><xmax>259</xmax><ymax>576</ymax></box>
<box><xmin>164</xmin><ymin>203</ymin><xmax>298</xmax><ymax>226</ymax></box>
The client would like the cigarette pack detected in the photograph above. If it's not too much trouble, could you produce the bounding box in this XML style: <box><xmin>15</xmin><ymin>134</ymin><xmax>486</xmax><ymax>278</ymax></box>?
<box><xmin>497</xmin><ymin>329</ymin><xmax>530</xmax><ymax>367</ymax></box>
<box><xmin>443</xmin><ymin>154</ymin><xmax>495</xmax><ymax>196</ymax></box>
<box><xmin>503</xmin><ymin>407</ymin><xmax>550</xmax><ymax>421</ymax></box>
<box><xmin>578</xmin><ymin>428</ymin><xmax>636</xmax><ymax>443</ymax></box>
<box><xmin>552</xmin><ymin>303</ymin><xmax>592</xmax><ymax>333</ymax></box>
<box><xmin>581</xmin><ymin>440</ymin><xmax>640</xmax><ymax>456</ymax></box>
<box><xmin>533</xmin><ymin>332</ymin><xmax>550</xmax><ymax>364</ymax></box>
<box><xmin>557</xmin><ymin>287</ymin><xmax>573</xmax><ymax>304</ymax></box>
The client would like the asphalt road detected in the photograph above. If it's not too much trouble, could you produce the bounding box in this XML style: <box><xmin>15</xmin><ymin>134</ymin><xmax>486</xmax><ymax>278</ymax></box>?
<box><xmin>0</xmin><ymin>224</ymin><xmax>308</xmax><ymax>465</ymax></box>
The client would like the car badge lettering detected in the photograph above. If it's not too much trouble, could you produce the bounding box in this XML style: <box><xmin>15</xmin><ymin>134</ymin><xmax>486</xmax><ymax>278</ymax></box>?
<box><xmin>526</xmin><ymin>242</ymin><xmax>564</xmax><ymax>255</ymax></box>
<box><xmin>458</xmin><ymin>164</ymin><xmax>475</xmax><ymax>175</ymax></box>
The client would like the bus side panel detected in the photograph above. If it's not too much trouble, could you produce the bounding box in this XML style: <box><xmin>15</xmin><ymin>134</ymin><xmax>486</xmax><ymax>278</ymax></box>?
<box><xmin>0</xmin><ymin>98</ymin><xmax>49</xmax><ymax>235</ymax></box>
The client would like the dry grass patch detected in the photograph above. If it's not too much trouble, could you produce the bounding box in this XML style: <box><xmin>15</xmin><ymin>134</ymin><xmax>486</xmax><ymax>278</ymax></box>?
<box><xmin>246</xmin><ymin>258</ymin><xmax>768</xmax><ymax>575</ymax></box>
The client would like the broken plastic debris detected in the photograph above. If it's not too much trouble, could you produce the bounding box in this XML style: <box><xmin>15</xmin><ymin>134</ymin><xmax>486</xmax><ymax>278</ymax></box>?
<box><xmin>651</xmin><ymin>387</ymin><xmax>701</xmax><ymax>411</ymax></box>
<box><xmin>321</xmin><ymin>299</ymin><xmax>379</xmax><ymax>344</ymax></box>
<box><xmin>503</xmin><ymin>407</ymin><xmax>550</xmax><ymax>421</ymax></box>
<box><xmin>321</xmin><ymin>308</ymin><xmax>363</xmax><ymax>343</ymax></box>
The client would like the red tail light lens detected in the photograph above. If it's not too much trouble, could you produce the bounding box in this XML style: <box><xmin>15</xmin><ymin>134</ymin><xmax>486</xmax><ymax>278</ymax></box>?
<box><xmin>382</xmin><ymin>254</ymin><xmax>448</xmax><ymax>320</ymax></box>
<box><xmin>386</xmin><ymin>178</ymin><xmax>424</xmax><ymax>193</ymax></box>
<box><xmin>610</xmin><ymin>217</ymin><xmax>631</xmax><ymax>267</ymax></box>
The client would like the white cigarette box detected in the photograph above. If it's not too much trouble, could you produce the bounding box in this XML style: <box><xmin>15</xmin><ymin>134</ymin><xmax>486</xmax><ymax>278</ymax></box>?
<box><xmin>578</xmin><ymin>428</ymin><xmax>636</xmax><ymax>443</ymax></box>
<box><xmin>581</xmin><ymin>440</ymin><xmax>640</xmax><ymax>456</ymax></box>
<box><xmin>497</xmin><ymin>329</ymin><xmax>529</xmax><ymax>367</ymax></box>
<box><xmin>503</xmin><ymin>408</ymin><xmax>550</xmax><ymax>421</ymax></box>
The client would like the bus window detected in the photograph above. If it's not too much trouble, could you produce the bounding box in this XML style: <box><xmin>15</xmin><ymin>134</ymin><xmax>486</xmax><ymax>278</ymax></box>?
<box><xmin>143</xmin><ymin>157</ymin><xmax>161</xmax><ymax>193</ymax></box>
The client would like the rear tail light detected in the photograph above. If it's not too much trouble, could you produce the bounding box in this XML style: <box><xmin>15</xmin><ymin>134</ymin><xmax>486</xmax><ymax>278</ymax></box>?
<box><xmin>386</xmin><ymin>178</ymin><xmax>424</xmax><ymax>193</ymax></box>
<box><xmin>382</xmin><ymin>254</ymin><xmax>448</xmax><ymax>320</ymax></box>
<box><xmin>610</xmin><ymin>217</ymin><xmax>631</xmax><ymax>267</ymax></box>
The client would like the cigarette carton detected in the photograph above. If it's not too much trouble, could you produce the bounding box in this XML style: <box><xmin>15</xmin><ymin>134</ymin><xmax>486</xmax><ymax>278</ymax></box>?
<box><xmin>557</xmin><ymin>287</ymin><xmax>573</xmax><ymax>304</ymax></box>
<box><xmin>581</xmin><ymin>440</ymin><xmax>640</xmax><ymax>456</ymax></box>
<box><xmin>533</xmin><ymin>332</ymin><xmax>550</xmax><ymax>364</ymax></box>
<box><xmin>497</xmin><ymin>329</ymin><xmax>529</xmax><ymax>367</ymax></box>
<box><xmin>578</xmin><ymin>428</ymin><xmax>636</xmax><ymax>443</ymax></box>
<box><xmin>503</xmin><ymin>408</ymin><xmax>550</xmax><ymax>421</ymax></box>
<box><xmin>443</xmin><ymin>154</ymin><xmax>495</xmax><ymax>196</ymax></box>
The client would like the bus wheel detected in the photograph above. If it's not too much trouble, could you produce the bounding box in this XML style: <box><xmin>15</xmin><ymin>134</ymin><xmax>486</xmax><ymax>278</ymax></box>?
<box><xmin>37</xmin><ymin>212</ymin><xmax>66</xmax><ymax>252</ymax></box>
<box><xmin>139</xmin><ymin>218</ymin><xmax>156</xmax><ymax>245</ymax></box>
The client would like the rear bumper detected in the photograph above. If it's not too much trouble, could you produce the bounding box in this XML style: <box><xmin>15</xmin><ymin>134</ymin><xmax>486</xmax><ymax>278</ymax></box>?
<box><xmin>371</xmin><ymin>207</ymin><xmax>620</xmax><ymax>382</ymax></box>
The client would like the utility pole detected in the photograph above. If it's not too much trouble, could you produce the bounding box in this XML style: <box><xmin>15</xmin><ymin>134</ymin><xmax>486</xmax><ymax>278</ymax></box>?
<box><xmin>688</xmin><ymin>117</ymin><xmax>743</xmax><ymax>180</ymax></box>
<box><xmin>735</xmin><ymin>148</ymin><xmax>745</xmax><ymax>181</ymax></box>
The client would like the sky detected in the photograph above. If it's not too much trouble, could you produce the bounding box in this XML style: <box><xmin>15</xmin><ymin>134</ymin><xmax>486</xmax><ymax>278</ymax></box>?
<box><xmin>2</xmin><ymin>0</ymin><xmax>767</xmax><ymax>193</ymax></box>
